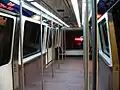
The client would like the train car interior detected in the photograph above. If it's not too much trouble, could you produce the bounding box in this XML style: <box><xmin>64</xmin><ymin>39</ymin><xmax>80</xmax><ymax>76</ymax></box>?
<box><xmin>0</xmin><ymin>0</ymin><xmax>120</xmax><ymax>90</ymax></box>
<box><xmin>63</xmin><ymin>28</ymin><xmax>83</xmax><ymax>56</ymax></box>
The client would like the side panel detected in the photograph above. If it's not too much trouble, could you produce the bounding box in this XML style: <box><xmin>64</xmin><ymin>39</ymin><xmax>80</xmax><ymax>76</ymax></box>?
<box><xmin>98</xmin><ymin>54</ymin><xmax>112</xmax><ymax>90</ymax></box>
<box><xmin>98</xmin><ymin>13</ymin><xmax>113</xmax><ymax>90</ymax></box>
<box><xmin>0</xmin><ymin>64</ymin><xmax>13</xmax><ymax>90</ymax></box>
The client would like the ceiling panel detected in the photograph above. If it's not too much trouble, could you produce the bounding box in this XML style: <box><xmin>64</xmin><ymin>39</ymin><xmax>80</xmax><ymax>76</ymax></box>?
<box><xmin>36</xmin><ymin>0</ymin><xmax>82</xmax><ymax>27</ymax></box>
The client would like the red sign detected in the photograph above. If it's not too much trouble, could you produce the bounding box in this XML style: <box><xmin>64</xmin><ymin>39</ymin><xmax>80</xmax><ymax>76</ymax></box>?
<box><xmin>74</xmin><ymin>36</ymin><xmax>83</xmax><ymax>46</ymax></box>
<box><xmin>75</xmin><ymin>37</ymin><xmax>83</xmax><ymax>42</ymax></box>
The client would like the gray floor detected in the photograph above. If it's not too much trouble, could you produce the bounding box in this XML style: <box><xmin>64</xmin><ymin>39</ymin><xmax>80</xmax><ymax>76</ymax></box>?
<box><xmin>25</xmin><ymin>57</ymin><xmax>85</xmax><ymax>90</ymax></box>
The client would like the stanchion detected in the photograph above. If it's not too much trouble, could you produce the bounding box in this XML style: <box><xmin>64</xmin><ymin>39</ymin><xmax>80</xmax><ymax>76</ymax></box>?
<box><xmin>19</xmin><ymin>0</ymin><xmax>25</xmax><ymax>90</ymax></box>
<box><xmin>82</xmin><ymin>0</ymin><xmax>89</xmax><ymax>90</ymax></box>
<box><xmin>57</xmin><ymin>27</ymin><xmax>60</xmax><ymax>69</ymax></box>
<box><xmin>46</xmin><ymin>27</ymin><xmax>50</xmax><ymax>67</ymax></box>
<box><xmin>40</xmin><ymin>14</ymin><xmax>44</xmax><ymax>90</ymax></box>
<box><xmin>62</xmin><ymin>29</ymin><xmax>64</xmax><ymax>61</ymax></box>
<box><xmin>91</xmin><ymin>0</ymin><xmax>98</xmax><ymax>90</ymax></box>
<box><xmin>51</xmin><ymin>21</ymin><xmax>54</xmax><ymax>78</ymax></box>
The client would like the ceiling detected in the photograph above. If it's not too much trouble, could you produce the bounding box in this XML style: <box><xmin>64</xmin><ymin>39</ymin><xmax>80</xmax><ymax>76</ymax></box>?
<box><xmin>35</xmin><ymin>0</ymin><xmax>92</xmax><ymax>27</ymax></box>
<box><xmin>34</xmin><ymin>0</ymin><xmax>80</xmax><ymax>27</ymax></box>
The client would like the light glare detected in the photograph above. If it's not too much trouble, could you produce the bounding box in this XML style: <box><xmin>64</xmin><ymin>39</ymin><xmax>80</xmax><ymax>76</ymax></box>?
<box><xmin>26</xmin><ymin>0</ymin><xmax>34</xmax><ymax>2</ymax></box>
<box><xmin>71</xmin><ymin>0</ymin><xmax>81</xmax><ymax>27</ymax></box>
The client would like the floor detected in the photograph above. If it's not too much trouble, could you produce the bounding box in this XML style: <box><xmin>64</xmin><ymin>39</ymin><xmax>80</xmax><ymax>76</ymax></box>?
<box><xmin>25</xmin><ymin>57</ymin><xmax>85</xmax><ymax>90</ymax></box>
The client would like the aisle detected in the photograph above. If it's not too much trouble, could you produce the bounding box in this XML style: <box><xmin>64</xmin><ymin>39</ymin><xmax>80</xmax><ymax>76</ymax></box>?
<box><xmin>44</xmin><ymin>57</ymin><xmax>84</xmax><ymax>90</ymax></box>
<box><xmin>25</xmin><ymin>57</ymin><xmax>84</xmax><ymax>90</ymax></box>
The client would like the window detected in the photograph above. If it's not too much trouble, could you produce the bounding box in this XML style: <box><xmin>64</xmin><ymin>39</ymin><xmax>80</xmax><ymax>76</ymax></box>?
<box><xmin>66</xmin><ymin>30</ymin><xmax>83</xmax><ymax>50</ymax></box>
<box><xmin>53</xmin><ymin>29</ymin><xmax>56</xmax><ymax>46</ymax></box>
<box><xmin>42</xmin><ymin>25</ymin><xmax>45</xmax><ymax>43</ymax></box>
<box><xmin>46</xmin><ymin>27</ymin><xmax>49</xmax><ymax>48</ymax></box>
<box><xmin>0</xmin><ymin>15</ymin><xmax>14</xmax><ymax>66</ymax></box>
<box><xmin>48</xmin><ymin>29</ymin><xmax>52</xmax><ymax>48</ymax></box>
<box><xmin>55</xmin><ymin>29</ymin><xmax>59</xmax><ymax>46</ymax></box>
<box><xmin>99</xmin><ymin>19</ymin><xmax>110</xmax><ymax>56</ymax></box>
<box><xmin>23</xmin><ymin>21</ymin><xmax>41</xmax><ymax>58</ymax></box>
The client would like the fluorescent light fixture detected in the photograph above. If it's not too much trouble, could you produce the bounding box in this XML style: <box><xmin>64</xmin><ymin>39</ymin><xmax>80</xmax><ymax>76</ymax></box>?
<box><xmin>71</xmin><ymin>0</ymin><xmax>81</xmax><ymax>27</ymax></box>
<box><xmin>31</xmin><ymin>2</ymin><xmax>70</xmax><ymax>27</ymax></box>
<box><xmin>26</xmin><ymin>0</ymin><xmax>34</xmax><ymax>2</ymax></box>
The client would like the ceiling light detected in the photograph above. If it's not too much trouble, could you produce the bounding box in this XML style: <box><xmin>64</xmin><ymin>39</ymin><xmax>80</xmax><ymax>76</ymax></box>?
<box><xmin>31</xmin><ymin>2</ymin><xmax>69</xmax><ymax>27</ymax></box>
<box><xmin>71</xmin><ymin>0</ymin><xmax>81</xmax><ymax>27</ymax></box>
<box><xmin>26</xmin><ymin>0</ymin><xmax>34</xmax><ymax>2</ymax></box>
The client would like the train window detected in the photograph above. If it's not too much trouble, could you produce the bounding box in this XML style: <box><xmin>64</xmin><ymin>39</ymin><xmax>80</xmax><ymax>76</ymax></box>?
<box><xmin>53</xmin><ymin>29</ymin><xmax>56</xmax><ymax>46</ymax></box>
<box><xmin>48</xmin><ymin>29</ymin><xmax>52</xmax><ymax>48</ymax></box>
<box><xmin>23</xmin><ymin>21</ymin><xmax>41</xmax><ymax>58</ymax></box>
<box><xmin>46</xmin><ymin>27</ymin><xmax>49</xmax><ymax>48</ymax></box>
<box><xmin>42</xmin><ymin>25</ymin><xmax>45</xmax><ymax>43</ymax></box>
<box><xmin>0</xmin><ymin>15</ymin><xmax>14</xmax><ymax>66</ymax></box>
<box><xmin>98</xmin><ymin>19</ymin><xmax>110</xmax><ymax>56</ymax></box>
<box><xmin>66</xmin><ymin>30</ymin><xmax>83</xmax><ymax>50</ymax></box>
<box><xmin>55</xmin><ymin>29</ymin><xmax>59</xmax><ymax>45</ymax></box>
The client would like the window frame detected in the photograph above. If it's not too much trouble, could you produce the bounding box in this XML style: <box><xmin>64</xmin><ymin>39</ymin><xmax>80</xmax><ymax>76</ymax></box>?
<box><xmin>99</xmin><ymin>19</ymin><xmax>110</xmax><ymax>56</ymax></box>
<box><xmin>42</xmin><ymin>24</ymin><xmax>48</xmax><ymax>51</ymax></box>
<box><xmin>46</xmin><ymin>26</ymin><xmax>50</xmax><ymax>49</ymax></box>
<box><xmin>98</xmin><ymin>13</ymin><xmax>112</xmax><ymax>66</ymax></box>
<box><xmin>19</xmin><ymin>16</ymin><xmax>47</xmax><ymax>64</ymax></box>
<box><xmin>23</xmin><ymin>21</ymin><xmax>41</xmax><ymax>58</ymax></box>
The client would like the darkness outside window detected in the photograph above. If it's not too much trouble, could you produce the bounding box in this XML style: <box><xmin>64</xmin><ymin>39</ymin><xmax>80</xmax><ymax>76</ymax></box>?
<box><xmin>42</xmin><ymin>25</ymin><xmax>45</xmax><ymax>43</ymax></box>
<box><xmin>48</xmin><ymin>29</ymin><xmax>52</xmax><ymax>48</ymax></box>
<box><xmin>99</xmin><ymin>19</ymin><xmax>110</xmax><ymax>57</ymax></box>
<box><xmin>53</xmin><ymin>29</ymin><xmax>56</xmax><ymax>46</ymax></box>
<box><xmin>23</xmin><ymin>21</ymin><xmax>41</xmax><ymax>58</ymax></box>
<box><xmin>66</xmin><ymin>30</ymin><xmax>83</xmax><ymax>50</ymax></box>
<box><xmin>46</xmin><ymin>27</ymin><xmax>49</xmax><ymax>48</ymax></box>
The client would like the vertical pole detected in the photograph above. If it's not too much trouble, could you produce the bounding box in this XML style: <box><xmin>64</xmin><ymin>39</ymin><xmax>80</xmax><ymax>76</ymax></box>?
<box><xmin>40</xmin><ymin>14</ymin><xmax>44</xmax><ymax>90</ymax></box>
<box><xmin>19</xmin><ymin>0</ymin><xmax>25</xmax><ymax>90</ymax></box>
<box><xmin>62</xmin><ymin>29</ymin><xmax>64</xmax><ymax>61</ymax></box>
<box><xmin>47</xmin><ymin>27</ymin><xmax>50</xmax><ymax>66</ymax></box>
<box><xmin>51</xmin><ymin>21</ymin><xmax>54</xmax><ymax>78</ymax></box>
<box><xmin>91</xmin><ymin>0</ymin><xmax>98</xmax><ymax>90</ymax></box>
<box><xmin>57</xmin><ymin>27</ymin><xmax>60</xmax><ymax>69</ymax></box>
<box><xmin>83</xmin><ymin>0</ymin><xmax>89</xmax><ymax>90</ymax></box>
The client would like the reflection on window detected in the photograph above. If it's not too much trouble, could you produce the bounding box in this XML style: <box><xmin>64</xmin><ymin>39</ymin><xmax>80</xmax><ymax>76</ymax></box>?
<box><xmin>99</xmin><ymin>19</ymin><xmax>110</xmax><ymax>56</ymax></box>
<box><xmin>55</xmin><ymin>29</ymin><xmax>59</xmax><ymax>46</ymax></box>
<box><xmin>0</xmin><ymin>15</ymin><xmax>14</xmax><ymax>66</ymax></box>
<box><xmin>48</xmin><ymin>29</ymin><xmax>52</xmax><ymax>48</ymax></box>
<box><xmin>42</xmin><ymin>25</ymin><xmax>45</xmax><ymax>43</ymax></box>
<box><xmin>53</xmin><ymin>29</ymin><xmax>56</xmax><ymax>46</ymax></box>
<box><xmin>46</xmin><ymin>27</ymin><xmax>49</xmax><ymax>48</ymax></box>
<box><xmin>23</xmin><ymin>21</ymin><xmax>41</xmax><ymax>58</ymax></box>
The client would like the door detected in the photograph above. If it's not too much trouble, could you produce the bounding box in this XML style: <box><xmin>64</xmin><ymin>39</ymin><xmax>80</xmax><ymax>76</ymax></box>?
<box><xmin>0</xmin><ymin>12</ymin><xmax>16</xmax><ymax>90</ymax></box>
